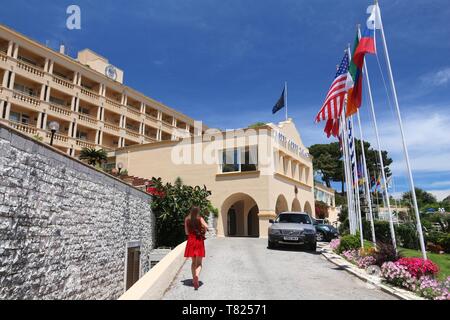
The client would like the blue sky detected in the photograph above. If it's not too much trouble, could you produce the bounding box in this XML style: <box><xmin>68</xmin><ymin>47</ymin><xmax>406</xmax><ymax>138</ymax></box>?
<box><xmin>1</xmin><ymin>0</ymin><xmax>449</xmax><ymax>199</ymax></box>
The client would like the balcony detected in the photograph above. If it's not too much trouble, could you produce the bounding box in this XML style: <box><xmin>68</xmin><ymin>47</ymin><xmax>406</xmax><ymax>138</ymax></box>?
<box><xmin>78</xmin><ymin>113</ymin><xmax>98</xmax><ymax>129</ymax></box>
<box><xmin>103</xmin><ymin>122</ymin><xmax>121</xmax><ymax>135</ymax></box>
<box><xmin>80</xmin><ymin>87</ymin><xmax>100</xmax><ymax>102</ymax></box>
<box><xmin>126</xmin><ymin>107</ymin><xmax>142</xmax><ymax>121</ymax></box>
<box><xmin>76</xmin><ymin>139</ymin><xmax>97</xmax><ymax>149</ymax></box>
<box><xmin>48</xmin><ymin>103</ymin><xmax>72</xmax><ymax>120</ymax></box>
<box><xmin>9</xmin><ymin>121</ymin><xmax>38</xmax><ymax>135</ymax></box>
<box><xmin>12</xmin><ymin>90</ymin><xmax>40</xmax><ymax>107</ymax></box>
<box><xmin>16</xmin><ymin>60</ymin><xmax>45</xmax><ymax>78</ymax></box>
<box><xmin>52</xmin><ymin>74</ymin><xmax>74</xmax><ymax>91</ymax></box>
<box><xmin>105</xmin><ymin>98</ymin><xmax>122</xmax><ymax>113</ymax></box>
<box><xmin>45</xmin><ymin>131</ymin><xmax>70</xmax><ymax>148</ymax></box>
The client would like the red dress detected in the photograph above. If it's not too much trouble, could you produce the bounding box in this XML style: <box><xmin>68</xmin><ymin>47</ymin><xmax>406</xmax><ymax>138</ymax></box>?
<box><xmin>184</xmin><ymin>218</ymin><xmax>206</xmax><ymax>258</ymax></box>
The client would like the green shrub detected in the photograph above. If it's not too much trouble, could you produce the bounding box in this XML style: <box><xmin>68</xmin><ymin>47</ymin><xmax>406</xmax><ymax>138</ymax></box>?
<box><xmin>373</xmin><ymin>220</ymin><xmax>392</xmax><ymax>243</ymax></box>
<box><xmin>397</xmin><ymin>223</ymin><xmax>419</xmax><ymax>250</ymax></box>
<box><xmin>438</xmin><ymin>234</ymin><xmax>450</xmax><ymax>253</ymax></box>
<box><xmin>338</xmin><ymin>234</ymin><xmax>361</xmax><ymax>253</ymax></box>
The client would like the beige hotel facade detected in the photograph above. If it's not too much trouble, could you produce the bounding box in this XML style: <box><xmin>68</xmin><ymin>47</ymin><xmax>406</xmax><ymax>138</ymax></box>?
<box><xmin>114</xmin><ymin>119</ymin><xmax>316</xmax><ymax>238</ymax></box>
<box><xmin>0</xmin><ymin>24</ymin><xmax>318</xmax><ymax>238</ymax></box>
<box><xmin>0</xmin><ymin>24</ymin><xmax>202</xmax><ymax>157</ymax></box>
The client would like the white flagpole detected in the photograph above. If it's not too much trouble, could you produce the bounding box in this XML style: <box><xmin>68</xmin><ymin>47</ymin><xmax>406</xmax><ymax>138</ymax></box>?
<box><xmin>357</xmin><ymin>109</ymin><xmax>377</xmax><ymax>245</ymax></box>
<box><xmin>285</xmin><ymin>81</ymin><xmax>288</xmax><ymax>121</ymax></box>
<box><xmin>361</xmin><ymin>38</ymin><xmax>397</xmax><ymax>251</ymax></box>
<box><xmin>376</xmin><ymin>2</ymin><xmax>426</xmax><ymax>259</ymax></box>
<box><xmin>351</xmin><ymin>115</ymin><xmax>364</xmax><ymax>248</ymax></box>
<box><xmin>342</xmin><ymin>107</ymin><xmax>356</xmax><ymax>234</ymax></box>
<box><xmin>340</xmin><ymin>107</ymin><xmax>353</xmax><ymax>233</ymax></box>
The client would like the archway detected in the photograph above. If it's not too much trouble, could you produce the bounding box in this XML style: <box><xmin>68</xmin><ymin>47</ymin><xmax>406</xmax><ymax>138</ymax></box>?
<box><xmin>304</xmin><ymin>201</ymin><xmax>313</xmax><ymax>215</ymax></box>
<box><xmin>247</xmin><ymin>205</ymin><xmax>259</xmax><ymax>237</ymax></box>
<box><xmin>292</xmin><ymin>198</ymin><xmax>301</xmax><ymax>212</ymax></box>
<box><xmin>275</xmin><ymin>195</ymin><xmax>289</xmax><ymax>214</ymax></box>
<box><xmin>221</xmin><ymin>193</ymin><xmax>259</xmax><ymax>237</ymax></box>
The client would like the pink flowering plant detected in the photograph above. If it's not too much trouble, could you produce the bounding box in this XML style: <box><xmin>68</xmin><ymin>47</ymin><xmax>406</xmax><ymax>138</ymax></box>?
<box><xmin>380</xmin><ymin>261</ymin><xmax>418</xmax><ymax>291</ymax></box>
<box><xmin>341</xmin><ymin>249</ymin><xmax>377</xmax><ymax>269</ymax></box>
<box><xmin>329</xmin><ymin>238</ymin><xmax>340</xmax><ymax>252</ymax></box>
<box><xmin>396</xmin><ymin>257</ymin><xmax>439</xmax><ymax>279</ymax></box>
<box><xmin>416</xmin><ymin>276</ymin><xmax>450</xmax><ymax>300</ymax></box>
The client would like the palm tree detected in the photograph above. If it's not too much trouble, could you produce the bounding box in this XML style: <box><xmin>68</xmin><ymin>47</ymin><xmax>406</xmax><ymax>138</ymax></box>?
<box><xmin>79</xmin><ymin>147</ymin><xmax>107</xmax><ymax>166</ymax></box>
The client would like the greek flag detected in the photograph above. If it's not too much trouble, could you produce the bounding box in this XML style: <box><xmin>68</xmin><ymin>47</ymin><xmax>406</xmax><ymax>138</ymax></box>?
<box><xmin>348</xmin><ymin>119</ymin><xmax>358</xmax><ymax>186</ymax></box>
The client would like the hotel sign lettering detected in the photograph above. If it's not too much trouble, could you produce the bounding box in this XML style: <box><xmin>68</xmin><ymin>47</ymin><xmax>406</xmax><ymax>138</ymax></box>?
<box><xmin>273</xmin><ymin>130</ymin><xmax>310</xmax><ymax>158</ymax></box>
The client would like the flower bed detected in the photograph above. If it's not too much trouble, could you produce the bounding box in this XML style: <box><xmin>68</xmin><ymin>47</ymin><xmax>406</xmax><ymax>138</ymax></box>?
<box><xmin>329</xmin><ymin>237</ymin><xmax>449</xmax><ymax>300</ymax></box>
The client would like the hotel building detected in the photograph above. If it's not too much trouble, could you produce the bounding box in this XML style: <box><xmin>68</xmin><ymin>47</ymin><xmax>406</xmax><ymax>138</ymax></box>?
<box><xmin>0</xmin><ymin>24</ymin><xmax>202</xmax><ymax>157</ymax></box>
<box><xmin>113</xmin><ymin>119</ymin><xmax>316</xmax><ymax>238</ymax></box>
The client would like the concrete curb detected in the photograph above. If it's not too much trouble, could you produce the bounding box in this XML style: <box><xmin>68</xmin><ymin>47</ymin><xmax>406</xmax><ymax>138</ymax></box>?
<box><xmin>119</xmin><ymin>241</ymin><xmax>187</xmax><ymax>300</ymax></box>
<box><xmin>318</xmin><ymin>244</ymin><xmax>424</xmax><ymax>300</ymax></box>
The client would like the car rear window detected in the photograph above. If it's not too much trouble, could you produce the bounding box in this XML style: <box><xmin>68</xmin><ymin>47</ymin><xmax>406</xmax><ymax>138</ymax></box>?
<box><xmin>277</xmin><ymin>214</ymin><xmax>311</xmax><ymax>224</ymax></box>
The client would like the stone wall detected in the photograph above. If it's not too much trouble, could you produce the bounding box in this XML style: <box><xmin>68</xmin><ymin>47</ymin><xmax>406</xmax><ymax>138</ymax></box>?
<box><xmin>0</xmin><ymin>124</ymin><xmax>154</xmax><ymax>300</ymax></box>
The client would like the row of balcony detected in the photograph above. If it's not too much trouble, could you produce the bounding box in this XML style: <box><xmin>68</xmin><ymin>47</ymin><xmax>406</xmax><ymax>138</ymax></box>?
<box><xmin>0</xmin><ymin>48</ymin><xmax>194</xmax><ymax>133</ymax></box>
<box><xmin>0</xmin><ymin>86</ymin><xmax>185</xmax><ymax>142</ymax></box>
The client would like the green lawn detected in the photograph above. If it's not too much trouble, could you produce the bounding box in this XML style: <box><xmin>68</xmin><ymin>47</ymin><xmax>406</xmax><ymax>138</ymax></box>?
<box><xmin>363</xmin><ymin>240</ymin><xmax>449</xmax><ymax>280</ymax></box>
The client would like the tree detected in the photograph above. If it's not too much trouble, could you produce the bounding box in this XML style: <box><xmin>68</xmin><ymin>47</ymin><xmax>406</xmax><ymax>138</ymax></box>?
<box><xmin>148</xmin><ymin>177</ymin><xmax>213</xmax><ymax>248</ymax></box>
<box><xmin>79</xmin><ymin>147</ymin><xmax>107</xmax><ymax>166</ymax></box>
<box><xmin>315</xmin><ymin>201</ymin><xmax>329</xmax><ymax>219</ymax></box>
<box><xmin>401</xmin><ymin>187</ymin><xmax>437</xmax><ymax>211</ymax></box>
<box><xmin>309</xmin><ymin>140</ymin><xmax>393</xmax><ymax>193</ymax></box>
<box><xmin>309</xmin><ymin>143</ymin><xmax>342</xmax><ymax>189</ymax></box>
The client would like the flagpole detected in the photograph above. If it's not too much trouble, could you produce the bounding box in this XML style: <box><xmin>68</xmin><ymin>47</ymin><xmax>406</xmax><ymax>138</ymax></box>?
<box><xmin>377</xmin><ymin>1</ymin><xmax>426</xmax><ymax>259</ymax></box>
<box><xmin>351</xmin><ymin>115</ymin><xmax>364</xmax><ymax>248</ymax></box>
<box><xmin>285</xmin><ymin>81</ymin><xmax>288</xmax><ymax>121</ymax></box>
<box><xmin>340</xmin><ymin>107</ymin><xmax>353</xmax><ymax>233</ymax></box>
<box><xmin>360</xmin><ymin>36</ymin><xmax>397</xmax><ymax>252</ymax></box>
<box><xmin>357</xmin><ymin>109</ymin><xmax>377</xmax><ymax>245</ymax></box>
<box><xmin>342</xmin><ymin>105</ymin><xmax>356</xmax><ymax>234</ymax></box>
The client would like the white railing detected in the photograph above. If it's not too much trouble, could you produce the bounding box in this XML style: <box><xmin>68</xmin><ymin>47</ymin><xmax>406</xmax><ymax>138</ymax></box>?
<box><xmin>16</xmin><ymin>60</ymin><xmax>45</xmax><ymax>77</ymax></box>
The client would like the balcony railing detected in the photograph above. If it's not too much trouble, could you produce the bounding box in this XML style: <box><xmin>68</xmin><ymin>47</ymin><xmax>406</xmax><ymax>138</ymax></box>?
<box><xmin>49</xmin><ymin>103</ymin><xmax>72</xmax><ymax>117</ymax></box>
<box><xmin>0</xmin><ymin>51</ymin><xmax>7</xmax><ymax>62</ymax></box>
<box><xmin>126</xmin><ymin>129</ymin><xmax>141</xmax><ymax>139</ymax></box>
<box><xmin>103</xmin><ymin>122</ymin><xmax>121</xmax><ymax>134</ymax></box>
<box><xmin>9</xmin><ymin>121</ymin><xmax>38</xmax><ymax>135</ymax></box>
<box><xmin>78</xmin><ymin>113</ymin><xmax>98</xmax><ymax>126</ymax></box>
<box><xmin>80</xmin><ymin>87</ymin><xmax>99</xmax><ymax>100</ymax></box>
<box><xmin>52</xmin><ymin>75</ymin><xmax>74</xmax><ymax>90</ymax></box>
<box><xmin>105</xmin><ymin>98</ymin><xmax>122</xmax><ymax>111</ymax></box>
<box><xmin>16</xmin><ymin>60</ymin><xmax>45</xmax><ymax>77</ymax></box>
<box><xmin>76</xmin><ymin>139</ymin><xmax>97</xmax><ymax>149</ymax></box>
<box><xmin>12</xmin><ymin>91</ymin><xmax>40</xmax><ymax>106</ymax></box>
<box><xmin>45</xmin><ymin>132</ymin><xmax>69</xmax><ymax>143</ymax></box>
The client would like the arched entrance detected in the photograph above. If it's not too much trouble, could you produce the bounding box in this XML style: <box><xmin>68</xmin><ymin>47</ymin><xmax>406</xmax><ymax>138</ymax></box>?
<box><xmin>221</xmin><ymin>193</ymin><xmax>259</xmax><ymax>237</ymax></box>
<box><xmin>247</xmin><ymin>205</ymin><xmax>259</xmax><ymax>237</ymax></box>
<box><xmin>292</xmin><ymin>198</ymin><xmax>301</xmax><ymax>212</ymax></box>
<box><xmin>275</xmin><ymin>195</ymin><xmax>289</xmax><ymax>214</ymax></box>
<box><xmin>304</xmin><ymin>201</ymin><xmax>313</xmax><ymax>215</ymax></box>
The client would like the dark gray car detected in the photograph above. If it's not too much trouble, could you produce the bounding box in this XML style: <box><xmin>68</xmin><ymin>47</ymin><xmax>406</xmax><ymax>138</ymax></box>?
<box><xmin>268</xmin><ymin>212</ymin><xmax>317</xmax><ymax>251</ymax></box>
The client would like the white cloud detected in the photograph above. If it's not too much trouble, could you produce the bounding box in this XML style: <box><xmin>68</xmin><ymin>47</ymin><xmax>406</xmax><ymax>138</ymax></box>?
<box><xmin>421</xmin><ymin>67</ymin><xmax>450</xmax><ymax>87</ymax></box>
<box><xmin>429</xmin><ymin>189</ymin><xmax>450</xmax><ymax>202</ymax></box>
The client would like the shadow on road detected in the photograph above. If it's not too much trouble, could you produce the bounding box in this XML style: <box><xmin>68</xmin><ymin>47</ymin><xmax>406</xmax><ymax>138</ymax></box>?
<box><xmin>181</xmin><ymin>279</ymin><xmax>204</xmax><ymax>288</ymax></box>
<box><xmin>266</xmin><ymin>245</ymin><xmax>321</xmax><ymax>255</ymax></box>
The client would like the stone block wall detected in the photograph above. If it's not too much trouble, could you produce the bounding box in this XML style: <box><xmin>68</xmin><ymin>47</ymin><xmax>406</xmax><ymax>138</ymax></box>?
<box><xmin>0</xmin><ymin>124</ymin><xmax>154</xmax><ymax>299</ymax></box>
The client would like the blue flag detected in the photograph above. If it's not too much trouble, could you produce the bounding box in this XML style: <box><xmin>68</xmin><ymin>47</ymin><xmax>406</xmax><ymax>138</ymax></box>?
<box><xmin>272</xmin><ymin>88</ymin><xmax>285</xmax><ymax>114</ymax></box>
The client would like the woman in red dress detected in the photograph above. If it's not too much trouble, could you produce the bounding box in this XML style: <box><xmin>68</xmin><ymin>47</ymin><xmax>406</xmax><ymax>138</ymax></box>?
<box><xmin>184</xmin><ymin>206</ymin><xmax>208</xmax><ymax>290</ymax></box>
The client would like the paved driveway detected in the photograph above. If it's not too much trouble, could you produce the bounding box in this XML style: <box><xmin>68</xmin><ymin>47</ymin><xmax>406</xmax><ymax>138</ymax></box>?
<box><xmin>162</xmin><ymin>237</ymin><xmax>396</xmax><ymax>300</ymax></box>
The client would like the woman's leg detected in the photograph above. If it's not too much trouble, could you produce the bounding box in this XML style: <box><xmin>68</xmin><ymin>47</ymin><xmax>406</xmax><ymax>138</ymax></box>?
<box><xmin>191</xmin><ymin>257</ymin><xmax>196</xmax><ymax>280</ymax></box>
<box><xmin>195</xmin><ymin>257</ymin><xmax>203</xmax><ymax>278</ymax></box>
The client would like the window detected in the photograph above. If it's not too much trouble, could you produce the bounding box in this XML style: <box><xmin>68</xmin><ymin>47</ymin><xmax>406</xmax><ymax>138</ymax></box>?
<box><xmin>9</xmin><ymin>112</ymin><xmax>30</xmax><ymax>125</ymax></box>
<box><xmin>49</xmin><ymin>96</ymin><xmax>66</xmax><ymax>106</ymax></box>
<box><xmin>9</xmin><ymin>111</ymin><xmax>20</xmax><ymax>123</ymax></box>
<box><xmin>77</xmin><ymin>131</ymin><xmax>88</xmax><ymax>140</ymax></box>
<box><xmin>219</xmin><ymin>146</ymin><xmax>258</xmax><ymax>173</ymax></box>
<box><xmin>79</xmin><ymin>107</ymin><xmax>91</xmax><ymax>115</ymax></box>
<box><xmin>18</xmin><ymin>55</ymin><xmax>37</xmax><ymax>66</ymax></box>
<box><xmin>14</xmin><ymin>83</ymin><xmax>35</xmax><ymax>97</ymax></box>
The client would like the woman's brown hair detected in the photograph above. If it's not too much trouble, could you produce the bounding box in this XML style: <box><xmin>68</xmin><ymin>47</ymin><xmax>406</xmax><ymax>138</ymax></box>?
<box><xmin>188</xmin><ymin>206</ymin><xmax>200</xmax><ymax>231</ymax></box>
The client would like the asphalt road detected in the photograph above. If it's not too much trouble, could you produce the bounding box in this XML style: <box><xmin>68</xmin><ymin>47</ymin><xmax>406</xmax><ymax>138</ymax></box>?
<box><xmin>162</xmin><ymin>237</ymin><xmax>396</xmax><ymax>300</ymax></box>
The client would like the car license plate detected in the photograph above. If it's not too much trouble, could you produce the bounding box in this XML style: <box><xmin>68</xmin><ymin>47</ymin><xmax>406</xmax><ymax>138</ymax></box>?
<box><xmin>283</xmin><ymin>236</ymin><xmax>299</xmax><ymax>241</ymax></box>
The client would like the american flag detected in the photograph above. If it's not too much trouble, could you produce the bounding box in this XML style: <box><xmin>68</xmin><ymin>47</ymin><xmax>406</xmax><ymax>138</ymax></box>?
<box><xmin>315</xmin><ymin>51</ymin><xmax>350</xmax><ymax>123</ymax></box>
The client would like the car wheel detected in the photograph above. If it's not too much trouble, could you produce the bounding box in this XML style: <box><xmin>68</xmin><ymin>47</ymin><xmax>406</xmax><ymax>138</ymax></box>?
<box><xmin>316</xmin><ymin>232</ymin><xmax>324</xmax><ymax>242</ymax></box>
